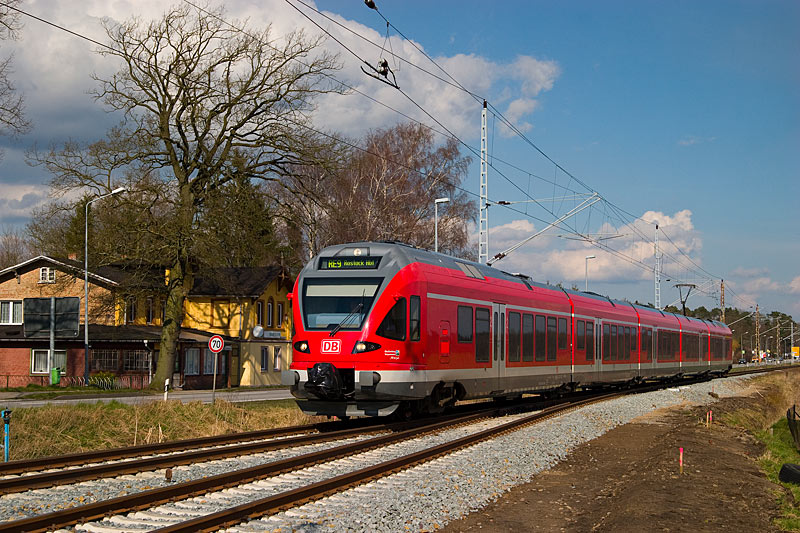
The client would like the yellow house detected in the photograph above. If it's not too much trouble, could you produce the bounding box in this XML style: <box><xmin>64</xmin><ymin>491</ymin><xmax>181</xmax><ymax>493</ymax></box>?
<box><xmin>113</xmin><ymin>266</ymin><xmax>293</xmax><ymax>387</ymax></box>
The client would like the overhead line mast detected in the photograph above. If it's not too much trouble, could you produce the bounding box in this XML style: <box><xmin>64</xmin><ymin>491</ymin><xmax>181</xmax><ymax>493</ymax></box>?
<box><xmin>479</xmin><ymin>100</ymin><xmax>489</xmax><ymax>264</ymax></box>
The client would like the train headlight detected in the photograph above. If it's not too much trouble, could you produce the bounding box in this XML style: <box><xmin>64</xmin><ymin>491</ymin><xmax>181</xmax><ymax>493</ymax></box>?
<box><xmin>293</xmin><ymin>341</ymin><xmax>310</xmax><ymax>353</ymax></box>
<box><xmin>353</xmin><ymin>341</ymin><xmax>381</xmax><ymax>353</ymax></box>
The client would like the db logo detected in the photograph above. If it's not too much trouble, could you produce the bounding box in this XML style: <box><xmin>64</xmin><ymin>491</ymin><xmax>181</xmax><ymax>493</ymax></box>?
<box><xmin>321</xmin><ymin>339</ymin><xmax>341</xmax><ymax>354</ymax></box>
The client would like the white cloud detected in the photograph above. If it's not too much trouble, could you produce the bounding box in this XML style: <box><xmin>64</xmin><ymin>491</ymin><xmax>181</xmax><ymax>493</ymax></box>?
<box><xmin>789</xmin><ymin>276</ymin><xmax>800</xmax><ymax>294</ymax></box>
<box><xmin>0</xmin><ymin>185</ymin><xmax>50</xmax><ymax>224</ymax></box>
<box><xmin>677</xmin><ymin>135</ymin><xmax>717</xmax><ymax>147</ymax></box>
<box><xmin>731</xmin><ymin>266</ymin><xmax>770</xmax><ymax>278</ymax></box>
<box><xmin>484</xmin><ymin>208</ymin><xmax>702</xmax><ymax>287</ymax></box>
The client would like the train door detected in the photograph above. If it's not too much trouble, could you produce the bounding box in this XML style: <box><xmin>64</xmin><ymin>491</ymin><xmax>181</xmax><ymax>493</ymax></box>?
<box><xmin>492</xmin><ymin>303</ymin><xmax>507</xmax><ymax>386</ymax></box>
<box><xmin>593</xmin><ymin>319</ymin><xmax>602</xmax><ymax>381</ymax></box>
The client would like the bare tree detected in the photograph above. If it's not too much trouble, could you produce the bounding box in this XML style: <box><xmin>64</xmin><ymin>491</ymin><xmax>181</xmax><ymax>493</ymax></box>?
<box><xmin>29</xmin><ymin>4</ymin><xmax>341</xmax><ymax>388</ymax></box>
<box><xmin>279</xmin><ymin>123</ymin><xmax>475</xmax><ymax>259</ymax></box>
<box><xmin>0</xmin><ymin>0</ymin><xmax>30</xmax><ymax>145</ymax></box>
<box><xmin>0</xmin><ymin>224</ymin><xmax>31</xmax><ymax>268</ymax></box>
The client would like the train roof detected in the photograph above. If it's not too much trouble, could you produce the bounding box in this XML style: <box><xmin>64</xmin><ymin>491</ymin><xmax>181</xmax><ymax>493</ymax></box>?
<box><xmin>309</xmin><ymin>241</ymin><xmax>731</xmax><ymax>333</ymax></box>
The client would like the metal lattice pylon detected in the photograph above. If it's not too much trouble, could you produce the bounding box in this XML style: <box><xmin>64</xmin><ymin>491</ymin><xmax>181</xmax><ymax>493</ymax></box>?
<box><xmin>479</xmin><ymin>101</ymin><xmax>489</xmax><ymax>264</ymax></box>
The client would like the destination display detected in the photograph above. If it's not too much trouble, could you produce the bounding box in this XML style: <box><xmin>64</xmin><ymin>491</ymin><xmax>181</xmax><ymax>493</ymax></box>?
<box><xmin>319</xmin><ymin>256</ymin><xmax>381</xmax><ymax>270</ymax></box>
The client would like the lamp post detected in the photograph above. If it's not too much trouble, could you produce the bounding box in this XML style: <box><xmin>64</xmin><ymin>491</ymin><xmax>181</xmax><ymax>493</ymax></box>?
<box><xmin>584</xmin><ymin>255</ymin><xmax>596</xmax><ymax>292</ymax></box>
<box><xmin>434</xmin><ymin>197</ymin><xmax>449</xmax><ymax>253</ymax></box>
<box><xmin>84</xmin><ymin>187</ymin><xmax>126</xmax><ymax>383</ymax></box>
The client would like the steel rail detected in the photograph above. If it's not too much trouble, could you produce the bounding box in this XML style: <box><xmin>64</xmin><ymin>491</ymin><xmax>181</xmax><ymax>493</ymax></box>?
<box><xmin>0</xmin><ymin>409</ymin><xmax>497</xmax><ymax>532</ymax></box>
<box><xmin>0</xmin><ymin>421</ymin><xmax>345</xmax><ymax>476</ymax></box>
<box><xmin>153</xmin><ymin>393</ymin><xmax>618</xmax><ymax>533</ymax></box>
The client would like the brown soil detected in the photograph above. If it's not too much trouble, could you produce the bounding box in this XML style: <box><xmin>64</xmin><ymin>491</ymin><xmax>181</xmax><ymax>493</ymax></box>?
<box><xmin>442</xmin><ymin>393</ymin><xmax>786</xmax><ymax>533</ymax></box>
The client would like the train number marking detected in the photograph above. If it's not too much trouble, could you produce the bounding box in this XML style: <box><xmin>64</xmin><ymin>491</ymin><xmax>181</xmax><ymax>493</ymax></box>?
<box><xmin>321</xmin><ymin>339</ymin><xmax>341</xmax><ymax>354</ymax></box>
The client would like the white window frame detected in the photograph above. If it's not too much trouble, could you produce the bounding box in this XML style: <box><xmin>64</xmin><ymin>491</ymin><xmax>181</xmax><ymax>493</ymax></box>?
<box><xmin>126</xmin><ymin>297</ymin><xmax>136</xmax><ymax>324</ymax></box>
<box><xmin>0</xmin><ymin>300</ymin><xmax>22</xmax><ymax>325</ymax></box>
<box><xmin>273</xmin><ymin>346</ymin><xmax>282</xmax><ymax>371</ymax></box>
<box><xmin>39</xmin><ymin>267</ymin><xmax>56</xmax><ymax>283</ymax></box>
<box><xmin>256</xmin><ymin>301</ymin><xmax>263</xmax><ymax>327</ymax></box>
<box><xmin>185</xmin><ymin>348</ymin><xmax>200</xmax><ymax>375</ymax></box>
<box><xmin>277</xmin><ymin>303</ymin><xmax>284</xmax><ymax>328</ymax></box>
<box><xmin>31</xmin><ymin>349</ymin><xmax>66</xmax><ymax>374</ymax></box>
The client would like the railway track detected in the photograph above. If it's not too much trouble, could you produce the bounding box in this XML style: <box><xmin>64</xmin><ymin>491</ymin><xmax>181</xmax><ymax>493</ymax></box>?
<box><xmin>0</xmin><ymin>393</ymin><xmax>613</xmax><ymax>532</ymax></box>
<box><xmin>0</xmin><ymin>367</ymin><xmax>791</xmax><ymax>532</ymax></box>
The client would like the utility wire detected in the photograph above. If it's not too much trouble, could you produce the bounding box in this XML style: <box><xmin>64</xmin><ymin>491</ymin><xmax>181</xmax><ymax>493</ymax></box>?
<box><xmin>11</xmin><ymin>0</ymin><xmax>728</xmax><ymax>302</ymax></box>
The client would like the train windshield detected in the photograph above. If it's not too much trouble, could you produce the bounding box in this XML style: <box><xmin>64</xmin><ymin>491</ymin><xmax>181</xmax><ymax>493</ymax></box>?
<box><xmin>302</xmin><ymin>277</ymin><xmax>382</xmax><ymax>331</ymax></box>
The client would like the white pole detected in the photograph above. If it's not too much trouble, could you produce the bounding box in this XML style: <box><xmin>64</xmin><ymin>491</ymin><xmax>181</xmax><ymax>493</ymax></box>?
<box><xmin>434</xmin><ymin>197</ymin><xmax>449</xmax><ymax>253</ymax></box>
<box><xmin>585</xmin><ymin>255</ymin><xmax>595</xmax><ymax>291</ymax></box>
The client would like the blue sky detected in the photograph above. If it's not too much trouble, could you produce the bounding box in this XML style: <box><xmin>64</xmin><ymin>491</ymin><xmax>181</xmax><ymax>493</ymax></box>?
<box><xmin>1</xmin><ymin>0</ymin><xmax>798</xmax><ymax>320</ymax></box>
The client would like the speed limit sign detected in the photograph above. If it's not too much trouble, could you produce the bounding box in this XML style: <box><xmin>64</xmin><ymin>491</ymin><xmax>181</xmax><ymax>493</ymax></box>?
<box><xmin>208</xmin><ymin>335</ymin><xmax>224</xmax><ymax>353</ymax></box>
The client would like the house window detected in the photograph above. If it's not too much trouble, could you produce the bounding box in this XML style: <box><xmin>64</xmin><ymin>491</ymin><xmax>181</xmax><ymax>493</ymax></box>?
<box><xmin>146</xmin><ymin>298</ymin><xmax>154</xmax><ymax>324</ymax></box>
<box><xmin>126</xmin><ymin>298</ymin><xmax>136</xmax><ymax>324</ymax></box>
<box><xmin>203</xmin><ymin>349</ymin><xmax>216</xmax><ymax>374</ymax></box>
<box><xmin>273</xmin><ymin>346</ymin><xmax>282</xmax><ymax>371</ymax></box>
<box><xmin>256</xmin><ymin>301</ymin><xmax>264</xmax><ymax>326</ymax></box>
<box><xmin>185</xmin><ymin>348</ymin><xmax>200</xmax><ymax>375</ymax></box>
<box><xmin>91</xmin><ymin>349</ymin><xmax>119</xmax><ymax>371</ymax></box>
<box><xmin>31</xmin><ymin>349</ymin><xmax>66</xmax><ymax>374</ymax></box>
<box><xmin>0</xmin><ymin>300</ymin><xmax>22</xmax><ymax>324</ymax></box>
<box><xmin>267</xmin><ymin>300</ymin><xmax>274</xmax><ymax>327</ymax></box>
<box><xmin>277</xmin><ymin>303</ymin><xmax>284</xmax><ymax>327</ymax></box>
<box><xmin>38</xmin><ymin>267</ymin><xmax>56</xmax><ymax>283</ymax></box>
<box><xmin>123</xmin><ymin>350</ymin><xmax>149</xmax><ymax>371</ymax></box>
<box><xmin>260</xmin><ymin>346</ymin><xmax>269</xmax><ymax>372</ymax></box>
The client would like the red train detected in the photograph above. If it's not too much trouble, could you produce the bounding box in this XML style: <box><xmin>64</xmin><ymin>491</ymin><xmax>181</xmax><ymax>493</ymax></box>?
<box><xmin>282</xmin><ymin>241</ymin><xmax>732</xmax><ymax>418</ymax></box>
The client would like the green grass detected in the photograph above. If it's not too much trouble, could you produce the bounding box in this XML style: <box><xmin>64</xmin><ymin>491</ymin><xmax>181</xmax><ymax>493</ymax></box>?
<box><xmin>757</xmin><ymin>417</ymin><xmax>800</xmax><ymax>530</ymax></box>
<box><xmin>2</xmin><ymin>398</ymin><xmax>321</xmax><ymax>460</ymax></box>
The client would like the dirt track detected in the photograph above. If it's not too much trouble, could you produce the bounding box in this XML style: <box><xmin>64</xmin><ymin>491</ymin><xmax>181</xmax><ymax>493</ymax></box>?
<box><xmin>443</xmin><ymin>393</ymin><xmax>785</xmax><ymax>532</ymax></box>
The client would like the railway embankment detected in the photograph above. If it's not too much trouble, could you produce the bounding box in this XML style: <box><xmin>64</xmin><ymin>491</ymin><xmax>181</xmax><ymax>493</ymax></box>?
<box><xmin>444</xmin><ymin>369</ymin><xmax>800</xmax><ymax>533</ymax></box>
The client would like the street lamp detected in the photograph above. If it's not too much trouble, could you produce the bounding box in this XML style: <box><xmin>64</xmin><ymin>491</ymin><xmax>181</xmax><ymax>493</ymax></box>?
<box><xmin>84</xmin><ymin>187</ymin><xmax>126</xmax><ymax>383</ymax></box>
<box><xmin>434</xmin><ymin>197</ymin><xmax>449</xmax><ymax>253</ymax></box>
<box><xmin>584</xmin><ymin>255</ymin><xmax>596</xmax><ymax>292</ymax></box>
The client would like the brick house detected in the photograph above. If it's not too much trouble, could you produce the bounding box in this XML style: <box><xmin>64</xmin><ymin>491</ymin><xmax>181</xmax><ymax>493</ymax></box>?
<box><xmin>0</xmin><ymin>256</ymin><xmax>292</xmax><ymax>389</ymax></box>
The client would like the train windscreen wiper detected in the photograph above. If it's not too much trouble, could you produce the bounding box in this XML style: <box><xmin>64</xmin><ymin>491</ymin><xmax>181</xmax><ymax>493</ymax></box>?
<box><xmin>329</xmin><ymin>302</ymin><xmax>364</xmax><ymax>337</ymax></box>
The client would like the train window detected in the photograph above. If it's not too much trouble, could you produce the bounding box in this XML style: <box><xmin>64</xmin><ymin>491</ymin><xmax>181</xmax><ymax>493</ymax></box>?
<box><xmin>508</xmin><ymin>312</ymin><xmax>521</xmax><ymax>362</ymax></box>
<box><xmin>725</xmin><ymin>339</ymin><xmax>731</xmax><ymax>360</ymax></box>
<box><xmin>586</xmin><ymin>322</ymin><xmax>594</xmax><ymax>361</ymax></box>
<box><xmin>611</xmin><ymin>325</ymin><xmax>619</xmax><ymax>361</ymax></box>
<box><xmin>457</xmin><ymin>306</ymin><xmax>473</xmax><ymax>342</ymax></box>
<box><xmin>641</xmin><ymin>328</ymin><xmax>650</xmax><ymax>361</ymax></box>
<box><xmin>602</xmin><ymin>324</ymin><xmax>610</xmax><ymax>361</ymax></box>
<box><xmin>522</xmin><ymin>314</ymin><xmax>534</xmax><ymax>362</ymax></box>
<box><xmin>302</xmin><ymin>277</ymin><xmax>381</xmax><ymax>330</ymax></box>
<box><xmin>547</xmin><ymin>317</ymin><xmax>557</xmax><ymax>361</ymax></box>
<box><xmin>475</xmin><ymin>308</ymin><xmax>491</xmax><ymax>363</ymax></box>
<box><xmin>535</xmin><ymin>315</ymin><xmax>546</xmax><ymax>362</ymax></box>
<box><xmin>376</xmin><ymin>298</ymin><xmax>407</xmax><ymax>341</ymax></box>
<box><xmin>558</xmin><ymin>318</ymin><xmax>568</xmax><ymax>350</ymax></box>
<box><xmin>410</xmin><ymin>296</ymin><xmax>421</xmax><ymax>341</ymax></box>
<box><xmin>622</xmin><ymin>327</ymin><xmax>629</xmax><ymax>359</ymax></box>
<box><xmin>576</xmin><ymin>320</ymin><xmax>585</xmax><ymax>350</ymax></box>
<box><xmin>631</xmin><ymin>327</ymin><xmax>638</xmax><ymax>359</ymax></box>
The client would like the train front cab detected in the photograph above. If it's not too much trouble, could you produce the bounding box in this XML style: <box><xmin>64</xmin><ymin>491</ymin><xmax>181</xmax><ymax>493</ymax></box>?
<box><xmin>283</xmin><ymin>245</ymin><xmax>437</xmax><ymax>418</ymax></box>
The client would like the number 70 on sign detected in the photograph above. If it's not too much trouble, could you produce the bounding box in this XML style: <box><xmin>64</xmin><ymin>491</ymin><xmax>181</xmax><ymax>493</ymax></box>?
<box><xmin>208</xmin><ymin>335</ymin><xmax>224</xmax><ymax>353</ymax></box>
